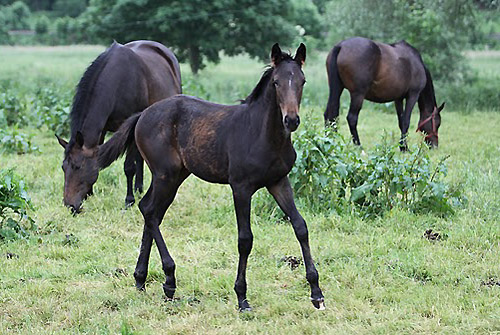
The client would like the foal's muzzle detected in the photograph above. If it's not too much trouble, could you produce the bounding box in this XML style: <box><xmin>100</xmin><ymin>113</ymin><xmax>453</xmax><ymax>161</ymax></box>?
<box><xmin>284</xmin><ymin>115</ymin><xmax>300</xmax><ymax>132</ymax></box>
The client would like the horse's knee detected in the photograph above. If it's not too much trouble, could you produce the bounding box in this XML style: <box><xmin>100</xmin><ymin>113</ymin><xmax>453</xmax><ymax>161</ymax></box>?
<box><xmin>238</xmin><ymin>233</ymin><xmax>253</xmax><ymax>255</ymax></box>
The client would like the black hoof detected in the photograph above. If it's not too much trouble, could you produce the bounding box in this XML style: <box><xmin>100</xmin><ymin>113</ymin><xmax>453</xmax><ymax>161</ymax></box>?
<box><xmin>311</xmin><ymin>297</ymin><xmax>326</xmax><ymax>310</ymax></box>
<box><xmin>135</xmin><ymin>279</ymin><xmax>146</xmax><ymax>291</ymax></box>
<box><xmin>125</xmin><ymin>197</ymin><xmax>135</xmax><ymax>208</ymax></box>
<box><xmin>238</xmin><ymin>299</ymin><xmax>252</xmax><ymax>312</ymax></box>
<box><xmin>134</xmin><ymin>186</ymin><xmax>143</xmax><ymax>194</ymax></box>
<box><xmin>163</xmin><ymin>284</ymin><xmax>176</xmax><ymax>300</ymax></box>
<box><xmin>134</xmin><ymin>273</ymin><xmax>146</xmax><ymax>291</ymax></box>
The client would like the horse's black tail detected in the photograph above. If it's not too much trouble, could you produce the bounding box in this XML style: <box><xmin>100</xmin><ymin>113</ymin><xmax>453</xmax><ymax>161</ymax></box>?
<box><xmin>325</xmin><ymin>45</ymin><xmax>342</xmax><ymax>123</ymax></box>
<box><xmin>98</xmin><ymin>113</ymin><xmax>141</xmax><ymax>170</ymax></box>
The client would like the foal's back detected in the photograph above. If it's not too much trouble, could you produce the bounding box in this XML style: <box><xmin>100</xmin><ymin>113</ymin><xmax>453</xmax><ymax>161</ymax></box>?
<box><xmin>135</xmin><ymin>95</ymin><xmax>241</xmax><ymax>183</ymax></box>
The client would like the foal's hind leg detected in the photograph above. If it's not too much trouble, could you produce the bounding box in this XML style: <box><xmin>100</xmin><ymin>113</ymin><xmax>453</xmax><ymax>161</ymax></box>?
<box><xmin>134</xmin><ymin>169</ymin><xmax>188</xmax><ymax>298</ymax></box>
<box><xmin>347</xmin><ymin>93</ymin><xmax>365</xmax><ymax>145</ymax></box>
<box><xmin>267</xmin><ymin>177</ymin><xmax>325</xmax><ymax>310</ymax></box>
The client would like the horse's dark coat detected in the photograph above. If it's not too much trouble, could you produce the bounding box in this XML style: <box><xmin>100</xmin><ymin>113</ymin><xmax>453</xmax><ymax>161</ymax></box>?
<box><xmin>98</xmin><ymin>43</ymin><xmax>325</xmax><ymax>311</ymax></box>
<box><xmin>325</xmin><ymin>37</ymin><xmax>444</xmax><ymax>149</ymax></box>
<box><xmin>57</xmin><ymin>40</ymin><xmax>181</xmax><ymax>212</ymax></box>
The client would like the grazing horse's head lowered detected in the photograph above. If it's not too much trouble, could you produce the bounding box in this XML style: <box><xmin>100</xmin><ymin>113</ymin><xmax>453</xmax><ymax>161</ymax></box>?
<box><xmin>57</xmin><ymin>132</ymin><xmax>98</xmax><ymax>213</ymax></box>
<box><xmin>270</xmin><ymin>43</ymin><xmax>306</xmax><ymax>133</ymax></box>
<box><xmin>417</xmin><ymin>102</ymin><xmax>444</xmax><ymax>148</ymax></box>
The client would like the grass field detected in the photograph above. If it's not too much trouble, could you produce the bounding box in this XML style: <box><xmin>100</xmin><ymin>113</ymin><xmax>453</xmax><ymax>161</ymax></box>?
<box><xmin>0</xmin><ymin>46</ymin><xmax>499</xmax><ymax>334</ymax></box>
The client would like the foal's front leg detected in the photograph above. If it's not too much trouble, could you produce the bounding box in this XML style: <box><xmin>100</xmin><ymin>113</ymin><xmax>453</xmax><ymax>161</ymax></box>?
<box><xmin>231</xmin><ymin>184</ymin><xmax>255</xmax><ymax>311</ymax></box>
<box><xmin>267</xmin><ymin>177</ymin><xmax>325</xmax><ymax>310</ymax></box>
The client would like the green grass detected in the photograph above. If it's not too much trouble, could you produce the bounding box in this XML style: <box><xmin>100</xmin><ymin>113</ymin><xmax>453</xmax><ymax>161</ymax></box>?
<box><xmin>1</xmin><ymin>46</ymin><xmax>500</xmax><ymax>334</ymax></box>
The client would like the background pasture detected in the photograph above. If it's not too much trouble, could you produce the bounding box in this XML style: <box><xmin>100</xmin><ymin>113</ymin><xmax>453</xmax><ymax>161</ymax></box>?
<box><xmin>0</xmin><ymin>46</ymin><xmax>499</xmax><ymax>334</ymax></box>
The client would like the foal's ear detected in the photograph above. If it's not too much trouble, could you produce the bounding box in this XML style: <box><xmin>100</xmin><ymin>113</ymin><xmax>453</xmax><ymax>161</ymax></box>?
<box><xmin>294</xmin><ymin>43</ymin><xmax>306</xmax><ymax>66</ymax></box>
<box><xmin>271</xmin><ymin>43</ymin><xmax>283</xmax><ymax>66</ymax></box>
<box><xmin>75</xmin><ymin>131</ymin><xmax>84</xmax><ymax>147</ymax></box>
<box><xmin>55</xmin><ymin>134</ymin><xmax>68</xmax><ymax>149</ymax></box>
<box><xmin>438</xmin><ymin>102</ymin><xmax>445</xmax><ymax>112</ymax></box>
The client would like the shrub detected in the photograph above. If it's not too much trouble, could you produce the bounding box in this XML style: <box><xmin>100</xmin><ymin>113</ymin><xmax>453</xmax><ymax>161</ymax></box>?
<box><xmin>0</xmin><ymin>127</ymin><xmax>39</xmax><ymax>154</ymax></box>
<box><xmin>0</xmin><ymin>169</ymin><xmax>36</xmax><ymax>241</ymax></box>
<box><xmin>0</xmin><ymin>90</ymin><xmax>29</xmax><ymax>127</ymax></box>
<box><xmin>289</xmin><ymin>124</ymin><xmax>464</xmax><ymax>217</ymax></box>
<box><xmin>34</xmin><ymin>87</ymin><xmax>71</xmax><ymax>137</ymax></box>
<box><xmin>34</xmin><ymin>14</ymin><xmax>50</xmax><ymax>35</ymax></box>
<box><xmin>437</xmin><ymin>76</ymin><xmax>500</xmax><ymax>111</ymax></box>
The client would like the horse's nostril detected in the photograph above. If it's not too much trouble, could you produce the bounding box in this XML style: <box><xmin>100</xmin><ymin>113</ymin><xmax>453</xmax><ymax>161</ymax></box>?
<box><xmin>284</xmin><ymin>115</ymin><xmax>290</xmax><ymax>127</ymax></box>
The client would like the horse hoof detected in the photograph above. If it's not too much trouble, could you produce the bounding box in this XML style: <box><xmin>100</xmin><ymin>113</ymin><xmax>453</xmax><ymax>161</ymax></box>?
<box><xmin>311</xmin><ymin>297</ymin><xmax>326</xmax><ymax>310</ymax></box>
<box><xmin>163</xmin><ymin>284</ymin><xmax>176</xmax><ymax>300</ymax></box>
<box><xmin>125</xmin><ymin>198</ymin><xmax>135</xmax><ymax>208</ymax></box>
<box><xmin>238</xmin><ymin>299</ymin><xmax>252</xmax><ymax>312</ymax></box>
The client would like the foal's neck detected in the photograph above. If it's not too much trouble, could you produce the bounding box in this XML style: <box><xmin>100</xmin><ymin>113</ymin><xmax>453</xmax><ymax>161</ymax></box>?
<box><xmin>250</xmin><ymin>84</ymin><xmax>290</xmax><ymax>147</ymax></box>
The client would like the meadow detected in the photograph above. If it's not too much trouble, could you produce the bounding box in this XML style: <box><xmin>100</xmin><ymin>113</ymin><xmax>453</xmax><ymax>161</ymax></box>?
<box><xmin>0</xmin><ymin>45</ymin><xmax>499</xmax><ymax>334</ymax></box>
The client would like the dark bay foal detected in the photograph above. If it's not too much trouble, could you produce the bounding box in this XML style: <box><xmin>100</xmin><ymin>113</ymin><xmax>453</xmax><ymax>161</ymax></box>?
<box><xmin>98</xmin><ymin>43</ymin><xmax>325</xmax><ymax>311</ymax></box>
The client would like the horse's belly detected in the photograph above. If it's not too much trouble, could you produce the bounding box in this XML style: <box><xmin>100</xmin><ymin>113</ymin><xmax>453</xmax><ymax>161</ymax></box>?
<box><xmin>366</xmin><ymin>79</ymin><xmax>407</xmax><ymax>103</ymax></box>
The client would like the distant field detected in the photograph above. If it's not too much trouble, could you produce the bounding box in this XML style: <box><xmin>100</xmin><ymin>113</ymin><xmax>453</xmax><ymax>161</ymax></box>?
<box><xmin>0</xmin><ymin>46</ymin><xmax>499</xmax><ymax>334</ymax></box>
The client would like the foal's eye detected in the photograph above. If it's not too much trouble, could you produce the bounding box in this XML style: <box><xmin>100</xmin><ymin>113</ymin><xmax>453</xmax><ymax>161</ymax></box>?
<box><xmin>273</xmin><ymin>81</ymin><xmax>279</xmax><ymax>87</ymax></box>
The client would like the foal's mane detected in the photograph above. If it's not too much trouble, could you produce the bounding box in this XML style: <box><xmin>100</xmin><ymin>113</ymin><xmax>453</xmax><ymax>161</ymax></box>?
<box><xmin>69</xmin><ymin>43</ymin><xmax>117</xmax><ymax>142</ymax></box>
<box><xmin>241</xmin><ymin>52</ymin><xmax>294</xmax><ymax>105</ymax></box>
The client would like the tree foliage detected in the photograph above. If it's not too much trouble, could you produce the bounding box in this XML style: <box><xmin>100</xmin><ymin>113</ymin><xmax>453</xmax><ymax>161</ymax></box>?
<box><xmin>0</xmin><ymin>1</ymin><xmax>31</xmax><ymax>30</ymax></box>
<box><xmin>80</xmin><ymin>0</ymin><xmax>321</xmax><ymax>73</ymax></box>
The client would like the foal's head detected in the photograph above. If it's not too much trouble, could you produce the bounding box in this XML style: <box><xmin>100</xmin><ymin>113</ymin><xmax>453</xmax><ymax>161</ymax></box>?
<box><xmin>56</xmin><ymin>132</ymin><xmax>99</xmax><ymax>213</ymax></box>
<box><xmin>270</xmin><ymin>43</ymin><xmax>306</xmax><ymax>133</ymax></box>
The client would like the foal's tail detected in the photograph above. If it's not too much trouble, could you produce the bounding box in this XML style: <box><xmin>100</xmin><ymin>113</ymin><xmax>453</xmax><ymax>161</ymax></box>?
<box><xmin>98</xmin><ymin>113</ymin><xmax>141</xmax><ymax>169</ymax></box>
<box><xmin>325</xmin><ymin>45</ymin><xmax>342</xmax><ymax>123</ymax></box>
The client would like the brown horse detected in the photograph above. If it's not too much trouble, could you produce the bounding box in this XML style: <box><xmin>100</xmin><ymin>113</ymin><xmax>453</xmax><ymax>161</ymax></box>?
<box><xmin>56</xmin><ymin>40</ymin><xmax>181</xmax><ymax>213</ymax></box>
<box><xmin>325</xmin><ymin>37</ymin><xmax>444</xmax><ymax>150</ymax></box>
<box><xmin>98</xmin><ymin>43</ymin><xmax>325</xmax><ymax>311</ymax></box>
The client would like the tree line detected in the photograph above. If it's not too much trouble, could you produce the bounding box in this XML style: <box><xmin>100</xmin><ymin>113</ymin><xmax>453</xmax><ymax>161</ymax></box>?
<box><xmin>0</xmin><ymin>0</ymin><xmax>499</xmax><ymax>79</ymax></box>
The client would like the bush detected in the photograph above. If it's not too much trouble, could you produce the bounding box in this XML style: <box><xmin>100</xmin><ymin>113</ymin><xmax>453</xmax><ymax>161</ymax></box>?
<box><xmin>34</xmin><ymin>87</ymin><xmax>71</xmax><ymax>137</ymax></box>
<box><xmin>289</xmin><ymin>124</ymin><xmax>464</xmax><ymax>218</ymax></box>
<box><xmin>0</xmin><ymin>90</ymin><xmax>29</xmax><ymax>127</ymax></box>
<box><xmin>437</xmin><ymin>76</ymin><xmax>500</xmax><ymax>111</ymax></box>
<box><xmin>1</xmin><ymin>1</ymin><xmax>31</xmax><ymax>30</ymax></box>
<box><xmin>0</xmin><ymin>169</ymin><xmax>36</xmax><ymax>242</ymax></box>
<box><xmin>0</xmin><ymin>127</ymin><xmax>39</xmax><ymax>154</ymax></box>
<box><xmin>34</xmin><ymin>14</ymin><xmax>50</xmax><ymax>35</ymax></box>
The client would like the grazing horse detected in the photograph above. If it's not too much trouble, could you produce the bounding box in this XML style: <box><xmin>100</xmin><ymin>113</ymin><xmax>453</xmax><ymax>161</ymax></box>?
<box><xmin>56</xmin><ymin>40</ymin><xmax>182</xmax><ymax>213</ymax></box>
<box><xmin>98</xmin><ymin>43</ymin><xmax>325</xmax><ymax>311</ymax></box>
<box><xmin>325</xmin><ymin>37</ymin><xmax>444</xmax><ymax>150</ymax></box>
